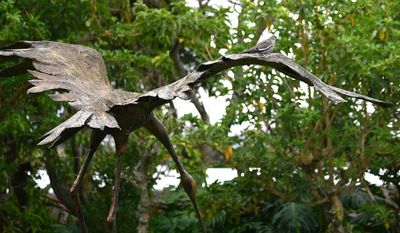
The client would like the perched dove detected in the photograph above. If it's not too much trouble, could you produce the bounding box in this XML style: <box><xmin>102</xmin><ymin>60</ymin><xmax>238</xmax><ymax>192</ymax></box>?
<box><xmin>242</xmin><ymin>35</ymin><xmax>278</xmax><ymax>54</ymax></box>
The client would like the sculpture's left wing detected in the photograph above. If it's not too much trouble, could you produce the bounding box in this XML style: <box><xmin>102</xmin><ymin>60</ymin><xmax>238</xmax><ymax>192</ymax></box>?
<box><xmin>0</xmin><ymin>41</ymin><xmax>119</xmax><ymax>146</ymax></box>
<box><xmin>133</xmin><ymin>53</ymin><xmax>391</xmax><ymax>107</ymax></box>
<box><xmin>0</xmin><ymin>41</ymin><xmax>112</xmax><ymax>108</ymax></box>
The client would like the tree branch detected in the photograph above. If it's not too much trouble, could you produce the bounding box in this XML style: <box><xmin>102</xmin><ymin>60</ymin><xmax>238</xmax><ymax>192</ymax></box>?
<box><xmin>45</xmin><ymin>155</ymin><xmax>77</xmax><ymax>214</ymax></box>
<box><xmin>170</xmin><ymin>38</ymin><xmax>210</xmax><ymax>123</ymax></box>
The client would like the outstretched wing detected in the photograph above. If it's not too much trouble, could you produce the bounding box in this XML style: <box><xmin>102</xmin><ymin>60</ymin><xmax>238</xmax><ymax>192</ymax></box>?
<box><xmin>0</xmin><ymin>41</ymin><xmax>119</xmax><ymax>146</ymax></box>
<box><xmin>132</xmin><ymin>53</ymin><xmax>391</xmax><ymax>107</ymax></box>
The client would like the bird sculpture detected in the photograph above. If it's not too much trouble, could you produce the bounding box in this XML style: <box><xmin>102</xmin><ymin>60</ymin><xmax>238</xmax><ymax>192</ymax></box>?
<box><xmin>0</xmin><ymin>40</ymin><xmax>391</xmax><ymax>233</ymax></box>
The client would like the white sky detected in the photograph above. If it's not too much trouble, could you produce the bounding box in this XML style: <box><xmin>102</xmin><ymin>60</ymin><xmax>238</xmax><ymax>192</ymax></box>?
<box><xmin>34</xmin><ymin>168</ymin><xmax>384</xmax><ymax>190</ymax></box>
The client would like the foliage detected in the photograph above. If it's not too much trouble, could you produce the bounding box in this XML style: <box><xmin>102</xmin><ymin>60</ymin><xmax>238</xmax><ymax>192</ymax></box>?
<box><xmin>272</xmin><ymin>202</ymin><xmax>319</xmax><ymax>233</ymax></box>
<box><xmin>0</xmin><ymin>0</ymin><xmax>399</xmax><ymax>233</ymax></box>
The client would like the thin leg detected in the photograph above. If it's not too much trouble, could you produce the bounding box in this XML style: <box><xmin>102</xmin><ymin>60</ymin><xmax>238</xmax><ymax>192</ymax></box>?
<box><xmin>70</xmin><ymin>150</ymin><xmax>94</xmax><ymax>193</ymax></box>
<box><xmin>70</xmin><ymin>130</ymin><xmax>106</xmax><ymax>233</ymax></box>
<box><xmin>70</xmin><ymin>130</ymin><xmax>106</xmax><ymax>193</ymax></box>
<box><xmin>107</xmin><ymin>134</ymin><xmax>127</xmax><ymax>233</ymax></box>
<box><xmin>144</xmin><ymin>114</ymin><xmax>206</xmax><ymax>233</ymax></box>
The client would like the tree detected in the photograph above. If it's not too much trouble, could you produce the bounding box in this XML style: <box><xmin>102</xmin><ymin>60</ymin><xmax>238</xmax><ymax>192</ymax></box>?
<box><xmin>0</xmin><ymin>0</ymin><xmax>399</xmax><ymax>233</ymax></box>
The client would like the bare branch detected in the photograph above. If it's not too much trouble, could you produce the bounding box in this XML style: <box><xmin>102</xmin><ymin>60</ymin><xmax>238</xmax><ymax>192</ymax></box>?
<box><xmin>170</xmin><ymin>38</ymin><xmax>210</xmax><ymax>123</ymax></box>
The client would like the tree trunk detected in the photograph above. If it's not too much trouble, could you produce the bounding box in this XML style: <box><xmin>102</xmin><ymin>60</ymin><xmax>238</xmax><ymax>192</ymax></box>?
<box><xmin>134</xmin><ymin>145</ymin><xmax>157</xmax><ymax>233</ymax></box>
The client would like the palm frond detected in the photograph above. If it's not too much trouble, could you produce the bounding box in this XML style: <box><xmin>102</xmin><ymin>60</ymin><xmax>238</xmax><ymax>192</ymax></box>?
<box><xmin>272</xmin><ymin>202</ymin><xmax>319</xmax><ymax>233</ymax></box>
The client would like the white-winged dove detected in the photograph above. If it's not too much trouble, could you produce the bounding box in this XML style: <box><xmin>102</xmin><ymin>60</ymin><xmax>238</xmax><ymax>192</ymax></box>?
<box><xmin>242</xmin><ymin>35</ymin><xmax>278</xmax><ymax>54</ymax></box>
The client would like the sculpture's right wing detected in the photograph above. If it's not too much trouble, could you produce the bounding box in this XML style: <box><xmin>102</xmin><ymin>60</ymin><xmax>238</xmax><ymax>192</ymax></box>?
<box><xmin>133</xmin><ymin>53</ymin><xmax>391</xmax><ymax>107</ymax></box>
<box><xmin>0</xmin><ymin>41</ymin><xmax>119</xmax><ymax>146</ymax></box>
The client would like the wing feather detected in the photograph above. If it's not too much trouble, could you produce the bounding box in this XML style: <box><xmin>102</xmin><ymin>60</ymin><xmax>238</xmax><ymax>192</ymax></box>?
<box><xmin>0</xmin><ymin>41</ymin><xmax>121</xmax><ymax>146</ymax></box>
<box><xmin>38</xmin><ymin>109</ymin><xmax>93</xmax><ymax>146</ymax></box>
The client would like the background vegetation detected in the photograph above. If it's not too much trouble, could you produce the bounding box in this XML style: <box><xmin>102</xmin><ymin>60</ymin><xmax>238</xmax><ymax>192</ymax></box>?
<box><xmin>0</xmin><ymin>0</ymin><xmax>399</xmax><ymax>232</ymax></box>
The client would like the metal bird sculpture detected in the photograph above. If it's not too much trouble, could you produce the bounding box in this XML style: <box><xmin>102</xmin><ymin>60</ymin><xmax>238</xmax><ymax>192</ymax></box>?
<box><xmin>0</xmin><ymin>40</ymin><xmax>391</xmax><ymax>233</ymax></box>
<box><xmin>242</xmin><ymin>35</ymin><xmax>278</xmax><ymax>54</ymax></box>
